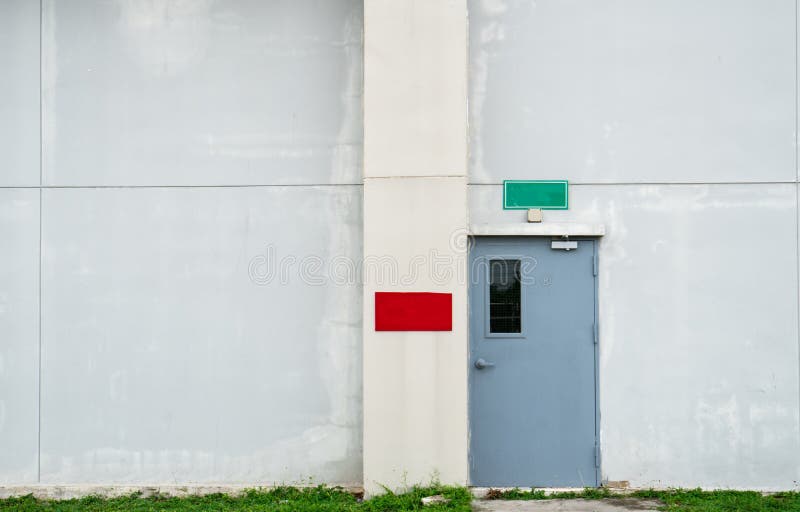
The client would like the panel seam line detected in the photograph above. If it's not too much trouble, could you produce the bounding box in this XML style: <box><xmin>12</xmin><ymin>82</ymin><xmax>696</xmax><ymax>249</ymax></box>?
<box><xmin>795</xmin><ymin>0</ymin><xmax>800</xmax><ymax>458</ymax></box>
<box><xmin>468</xmin><ymin>181</ymin><xmax>798</xmax><ymax>186</ymax></box>
<box><xmin>0</xmin><ymin>184</ymin><xmax>365</xmax><ymax>189</ymax></box>
<box><xmin>37</xmin><ymin>0</ymin><xmax>43</xmax><ymax>484</ymax></box>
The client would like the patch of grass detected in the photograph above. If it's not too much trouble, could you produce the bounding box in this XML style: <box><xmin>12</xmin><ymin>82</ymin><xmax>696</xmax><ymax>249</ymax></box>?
<box><xmin>363</xmin><ymin>485</ymin><xmax>471</xmax><ymax>512</ymax></box>
<box><xmin>0</xmin><ymin>485</ymin><xmax>472</xmax><ymax>512</ymax></box>
<box><xmin>632</xmin><ymin>489</ymin><xmax>800</xmax><ymax>512</ymax></box>
<box><xmin>484</xmin><ymin>487</ymin><xmax>800</xmax><ymax>511</ymax></box>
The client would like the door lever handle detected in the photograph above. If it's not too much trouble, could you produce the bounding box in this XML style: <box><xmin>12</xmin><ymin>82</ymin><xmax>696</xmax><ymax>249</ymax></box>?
<box><xmin>474</xmin><ymin>358</ymin><xmax>495</xmax><ymax>370</ymax></box>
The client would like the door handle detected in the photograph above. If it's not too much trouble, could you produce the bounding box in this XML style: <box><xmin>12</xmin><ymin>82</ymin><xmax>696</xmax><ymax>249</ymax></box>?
<box><xmin>474</xmin><ymin>358</ymin><xmax>495</xmax><ymax>370</ymax></box>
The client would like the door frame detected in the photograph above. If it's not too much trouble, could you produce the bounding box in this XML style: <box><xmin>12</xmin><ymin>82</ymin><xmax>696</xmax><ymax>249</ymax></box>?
<box><xmin>466</xmin><ymin>235</ymin><xmax>602</xmax><ymax>487</ymax></box>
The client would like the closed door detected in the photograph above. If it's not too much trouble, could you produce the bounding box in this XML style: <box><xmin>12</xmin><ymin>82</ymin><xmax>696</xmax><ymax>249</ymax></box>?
<box><xmin>469</xmin><ymin>237</ymin><xmax>598</xmax><ymax>487</ymax></box>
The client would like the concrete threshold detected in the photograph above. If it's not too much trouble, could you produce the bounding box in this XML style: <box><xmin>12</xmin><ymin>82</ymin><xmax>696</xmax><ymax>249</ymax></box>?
<box><xmin>470</xmin><ymin>488</ymin><xmax>636</xmax><ymax>498</ymax></box>
<box><xmin>473</xmin><ymin>498</ymin><xmax>663</xmax><ymax>512</ymax></box>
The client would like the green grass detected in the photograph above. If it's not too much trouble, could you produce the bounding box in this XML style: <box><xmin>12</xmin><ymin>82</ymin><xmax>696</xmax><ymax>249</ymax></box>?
<box><xmin>3</xmin><ymin>486</ymin><xmax>799</xmax><ymax>512</ymax></box>
<box><xmin>0</xmin><ymin>485</ymin><xmax>472</xmax><ymax>512</ymax></box>
<box><xmin>637</xmin><ymin>489</ymin><xmax>800</xmax><ymax>512</ymax></box>
<box><xmin>484</xmin><ymin>487</ymin><xmax>800</xmax><ymax>512</ymax></box>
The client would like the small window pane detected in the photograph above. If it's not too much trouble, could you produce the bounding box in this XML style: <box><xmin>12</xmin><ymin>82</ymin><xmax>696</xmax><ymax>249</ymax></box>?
<box><xmin>489</xmin><ymin>259</ymin><xmax>521</xmax><ymax>333</ymax></box>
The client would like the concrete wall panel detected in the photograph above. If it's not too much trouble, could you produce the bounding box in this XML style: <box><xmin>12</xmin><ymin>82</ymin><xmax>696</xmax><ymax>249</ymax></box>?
<box><xmin>364</xmin><ymin>0</ymin><xmax>467</xmax><ymax>178</ymax></box>
<box><xmin>0</xmin><ymin>0</ymin><xmax>40</xmax><ymax>187</ymax></box>
<box><xmin>0</xmin><ymin>189</ymin><xmax>40</xmax><ymax>483</ymax></box>
<box><xmin>42</xmin><ymin>0</ymin><xmax>363</xmax><ymax>186</ymax></box>
<box><xmin>40</xmin><ymin>186</ymin><xmax>362</xmax><ymax>484</ymax></box>
<box><xmin>363</xmin><ymin>0</ymin><xmax>469</xmax><ymax>495</ymax></box>
<box><xmin>468</xmin><ymin>0</ymin><xmax>795</xmax><ymax>184</ymax></box>
<box><xmin>363</xmin><ymin>177</ymin><xmax>468</xmax><ymax>493</ymax></box>
<box><xmin>469</xmin><ymin>183</ymin><xmax>800</xmax><ymax>489</ymax></box>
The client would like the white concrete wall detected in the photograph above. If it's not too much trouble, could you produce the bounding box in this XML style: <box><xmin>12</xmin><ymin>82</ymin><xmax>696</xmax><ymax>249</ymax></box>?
<box><xmin>0</xmin><ymin>0</ymin><xmax>41</xmax><ymax>484</ymax></box>
<box><xmin>0</xmin><ymin>189</ymin><xmax>40</xmax><ymax>484</ymax></box>
<box><xmin>0</xmin><ymin>0</ymin><xmax>39</xmax><ymax>188</ymax></box>
<box><xmin>363</xmin><ymin>0</ymin><xmax>469</xmax><ymax>495</ymax></box>
<box><xmin>469</xmin><ymin>0</ymin><xmax>800</xmax><ymax>490</ymax></box>
<box><xmin>2</xmin><ymin>0</ymin><xmax>363</xmax><ymax>486</ymax></box>
<box><xmin>4</xmin><ymin>0</ymin><xmax>799</xmax><ymax>492</ymax></box>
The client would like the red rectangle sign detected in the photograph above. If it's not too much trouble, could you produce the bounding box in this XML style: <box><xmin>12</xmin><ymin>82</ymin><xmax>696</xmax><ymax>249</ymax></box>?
<box><xmin>375</xmin><ymin>292</ymin><xmax>452</xmax><ymax>331</ymax></box>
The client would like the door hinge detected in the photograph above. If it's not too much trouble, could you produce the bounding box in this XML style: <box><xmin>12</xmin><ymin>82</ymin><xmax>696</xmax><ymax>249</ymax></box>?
<box><xmin>593</xmin><ymin>322</ymin><xmax>599</xmax><ymax>345</ymax></box>
<box><xmin>594</xmin><ymin>443</ymin><xmax>601</xmax><ymax>468</ymax></box>
<box><xmin>593</xmin><ymin>251</ymin><xmax>598</xmax><ymax>276</ymax></box>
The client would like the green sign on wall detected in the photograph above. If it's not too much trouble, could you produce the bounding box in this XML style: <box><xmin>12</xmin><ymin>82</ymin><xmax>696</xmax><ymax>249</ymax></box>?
<box><xmin>503</xmin><ymin>180</ymin><xmax>569</xmax><ymax>210</ymax></box>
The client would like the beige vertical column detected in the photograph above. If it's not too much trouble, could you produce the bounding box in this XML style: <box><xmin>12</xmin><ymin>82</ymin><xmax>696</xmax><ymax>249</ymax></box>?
<box><xmin>362</xmin><ymin>0</ymin><xmax>469</xmax><ymax>495</ymax></box>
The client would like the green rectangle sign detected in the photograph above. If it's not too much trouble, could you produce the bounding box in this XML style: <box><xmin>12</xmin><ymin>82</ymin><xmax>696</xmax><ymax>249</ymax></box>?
<box><xmin>503</xmin><ymin>180</ymin><xmax>569</xmax><ymax>210</ymax></box>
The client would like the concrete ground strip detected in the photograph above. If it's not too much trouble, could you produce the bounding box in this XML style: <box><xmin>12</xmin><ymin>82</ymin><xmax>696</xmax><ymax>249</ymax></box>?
<box><xmin>473</xmin><ymin>498</ymin><xmax>663</xmax><ymax>512</ymax></box>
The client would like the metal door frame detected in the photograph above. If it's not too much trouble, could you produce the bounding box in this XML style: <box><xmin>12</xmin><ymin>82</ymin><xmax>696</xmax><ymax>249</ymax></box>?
<box><xmin>467</xmin><ymin>235</ymin><xmax>602</xmax><ymax>487</ymax></box>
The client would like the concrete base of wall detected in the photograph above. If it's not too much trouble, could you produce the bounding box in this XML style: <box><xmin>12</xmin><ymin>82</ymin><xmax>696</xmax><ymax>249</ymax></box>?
<box><xmin>469</xmin><ymin>488</ymin><xmax>792</xmax><ymax>498</ymax></box>
<box><xmin>0</xmin><ymin>484</ymin><xmax>365</xmax><ymax>500</ymax></box>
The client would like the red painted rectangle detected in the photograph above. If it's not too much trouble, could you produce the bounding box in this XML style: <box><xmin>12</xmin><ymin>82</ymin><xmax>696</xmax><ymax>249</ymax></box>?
<box><xmin>375</xmin><ymin>292</ymin><xmax>452</xmax><ymax>331</ymax></box>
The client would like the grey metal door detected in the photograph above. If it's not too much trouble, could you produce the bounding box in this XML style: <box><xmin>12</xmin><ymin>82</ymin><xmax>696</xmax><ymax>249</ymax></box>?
<box><xmin>469</xmin><ymin>237</ymin><xmax>598</xmax><ymax>487</ymax></box>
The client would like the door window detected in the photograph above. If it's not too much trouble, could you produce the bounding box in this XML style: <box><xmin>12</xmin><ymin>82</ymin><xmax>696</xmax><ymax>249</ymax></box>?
<box><xmin>488</xmin><ymin>259</ymin><xmax>522</xmax><ymax>334</ymax></box>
